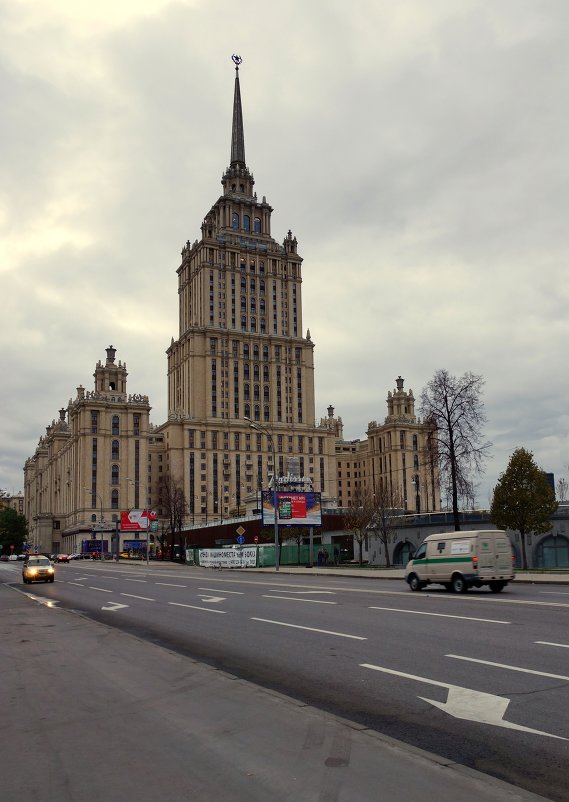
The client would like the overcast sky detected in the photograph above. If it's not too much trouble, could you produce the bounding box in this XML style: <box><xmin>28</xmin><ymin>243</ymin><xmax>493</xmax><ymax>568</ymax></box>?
<box><xmin>2</xmin><ymin>0</ymin><xmax>568</xmax><ymax>507</ymax></box>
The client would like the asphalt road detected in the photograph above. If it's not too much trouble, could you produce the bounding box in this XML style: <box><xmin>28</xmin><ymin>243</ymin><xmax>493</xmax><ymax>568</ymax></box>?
<box><xmin>3</xmin><ymin>560</ymin><xmax>568</xmax><ymax>800</ymax></box>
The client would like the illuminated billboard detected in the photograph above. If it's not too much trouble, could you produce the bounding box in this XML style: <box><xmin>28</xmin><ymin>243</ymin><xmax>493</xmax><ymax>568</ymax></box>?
<box><xmin>120</xmin><ymin>509</ymin><xmax>157</xmax><ymax>531</ymax></box>
<box><xmin>261</xmin><ymin>491</ymin><xmax>322</xmax><ymax>527</ymax></box>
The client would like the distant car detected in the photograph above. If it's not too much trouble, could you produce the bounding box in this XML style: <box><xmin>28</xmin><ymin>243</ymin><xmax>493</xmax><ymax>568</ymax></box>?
<box><xmin>22</xmin><ymin>555</ymin><xmax>55</xmax><ymax>584</ymax></box>
<box><xmin>0</xmin><ymin>555</ymin><xmax>9</xmax><ymax>562</ymax></box>
<box><xmin>56</xmin><ymin>554</ymin><xmax>70</xmax><ymax>563</ymax></box>
<box><xmin>8</xmin><ymin>554</ymin><xmax>18</xmax><ymax>561</ymax></box>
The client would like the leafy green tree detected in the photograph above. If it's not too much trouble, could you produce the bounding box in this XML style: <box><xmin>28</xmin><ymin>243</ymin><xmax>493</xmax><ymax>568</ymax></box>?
<box><xmin>0</xmin><ymin>507</ymin><xmax>28</xmax><ymax>556</ymax></box>
<box><xmin>490</xmin><ymin>448</ymin><xmax>558</xmax><ymax>570</ymax></box>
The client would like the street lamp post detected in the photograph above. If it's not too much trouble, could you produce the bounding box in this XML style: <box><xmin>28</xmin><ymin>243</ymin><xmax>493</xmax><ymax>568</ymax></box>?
<box><xmin>84</xmin><ymin>488</ymin><xmax>104</xmax><ymax>559</ymax></box>
<box><xmin>244</xmin><ymin>417</ymin><xmax>279</xmax><ymax>572</ymax></box>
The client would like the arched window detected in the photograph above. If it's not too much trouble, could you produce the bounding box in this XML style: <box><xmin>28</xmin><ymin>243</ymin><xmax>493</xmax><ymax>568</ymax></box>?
<box><xmin>254</xmin><ymin>217</ymin><xmax>261</xmax><ymax>233</ymax></box>
<box><xmin>112</xmin><ymin>440</ymin><xmax>119</xmax><ymax>460</ymax></box>
<box><xmin>232</xmin><ymin>213</ymin><xmax>239</xmax><ymax>230</ymax></box>
<box><xmin>241</xmin><ymin>315</ymin><xmax>247</xmax><ymax>331</ymax></box>
<box><xmin>254</xmin><ymin>364</ymin><xmax>260</xmax><ymax>381</ymax></box>
<box><xmin>263</xmin><ymin>345</ymin><xmax>269</xmax><ymax>361</ymax></box>
<box><xmin>244</xmin><ymin>364</ymin><xmax>250</xmax><ymax>380</ymax></box>
<box><xmin>413</xmin><ymin>434</ymin><xmax>418</xmax><ymax>451</ymax></box>
<box><xmin>250</xmin><ymin>278</ymin><xmax>256</xmax><ymax>292</ymax></box>
<box><xmin>245</xmin><ymin>403</ymin><xmax>251</xmax><ymax>418</ymax></box>
<box><xmin>251</xmin><ymin>317</ymin><xmax>256</xmax><ymax>332</ymax></box>
<box><xmin>111</xmin><ymin>464</ymin><xmax>119</xmax><ymax>485</ymax></box>
<box><xmin>264</xmin><ymin>405</ymin><xmax>270</xmax><ymax>421</ymax></box>
<box><xmin>263</xmin><ymin>366</ymin><xmax>269</xmax><ymax>381</ymax></box>
<box><xmin>254</xmin><ymin>405</ymin><xmax>260</xmax><ymax>421</ymax></box>
<box><xmin>112</xmin><ymin>415</ymin><xmax>119</xmax><ymax>436</ymax></box>
<box><xmin>254</xmin><ymin>385</ymin><xmax>260</xmax><ymax>401</ymax></box>
<box><xmin>243</xmin><ymin>215</ymin><xmax>250</xmax><ymax>232</ymax></box>
<box><xmin>264</xmin><ymin>385</ymin><xmax>270</xmax><ymax>402</ymax></box>
<box><xmin>244</xmin><ymin>383</ymin><xmax>250</xmax><ymax>401</ymax></box>
<box><xmin>243</xmin><ymin>344</ymin><xmax>249</xmax><ymax>359</ymax></box>
<box><xmin>253</xmin><ymin>345</ymin><xmax>259</xmax><ymax>361</ymax></box>
<box><xmin>111</xmin><ymin>490</ymin><xmax>119</xmax><ymax>510</ymax></box>
<box><xmin>250</xmin><ymin>298</ymin><xmax>256</xmax><ymax>313</ymax></box>
<box><xmin>91</xmin><ymin>513</ymin><xmax>97</xmax><ymax>523</ymax></box>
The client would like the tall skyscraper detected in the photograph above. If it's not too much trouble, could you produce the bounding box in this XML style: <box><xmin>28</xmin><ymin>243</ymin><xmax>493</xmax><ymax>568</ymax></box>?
<box><xmin>161</xmin><ymin>57</ymin><xmax>338</xmax><ymax>521</ymax></box>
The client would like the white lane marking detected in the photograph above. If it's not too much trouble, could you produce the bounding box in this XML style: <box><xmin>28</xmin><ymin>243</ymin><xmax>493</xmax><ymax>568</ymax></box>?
<box><xmin>198</xmin><ymin>587</ymin><xmax>244</xmax><ymax>594</ymax></box>
<box><xmin>360</xmin><ymin>663</ymin><xmax>568</xmax><ymax>739</ymax></box>
<box><xmin>197</xmin><ymin>595</ymin><xmax>225</xmax><ymax>603</ymax></box>
<box><xmin>262</xmin><ymin>595</ymin><xmax>336</xmax><ymax>605</ymax></box>
<box><xmin>438</xmin><ymin>596</ymin><xmax>569</xmax><ymax>609</ymax></box>
<box><xmin>156</xmin><ymin>582</ymin><xmax>187</xmax><ymax>587</ymax></box>
<box><xmin>88</xmin><ymin>587</ymin><xmax>113</xmax><ymax>593</ymax></box>
<box><xmin>252</xmin><ymin>618</ymin><xmax>366</xmax><ymax>640</ymax></box>
<box><xmin>540</xmin><ymin>591</ymin><xmax>569</xmax><ymax>596</ymax></box>
<box><xmin>446</xmin><ymin>654</ymin><xmax>569</xmax><ymax>681</ymax></box>
<box><xmin>536</xmin><ymin>641</ymin><xmax>569</xmax><ymax>649</ymax></box>
<box><xmin>125</xmin><ymin>578</ymin><xmax>147</xmax><ymax>583</ymax></box>
<box><xmin>102</xmin><ymin>602</ymin><xmax>129</xmax><ymax>611</ymax></box>
<box><xmin>120</xmin><ymin>593</ymin><xmax>155</xmax><ymax>601</ymax></box>
<box><xmin>369</xmin><ymin>606</ymin><xmax>510</xmax><ymax>624</ymax></box>
<box><xmin>68</xmin><ymin>582</ymin><xmax>87</xmax><ymax>587</ymax></box>
<box><xmin>169</xmin><ymin>602</ymin><xmax>226</xmax><ymax>614</ymax></box>
<box><xmin>265</xmin><ymin>589</ymin><xmax>335</xmax><ymax>595</ymax></box>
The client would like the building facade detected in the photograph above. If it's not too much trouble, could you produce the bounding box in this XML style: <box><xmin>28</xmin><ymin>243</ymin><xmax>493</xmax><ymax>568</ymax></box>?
<box><xmin>22</xmin><ymin>61</ymin><xmax>441</xmax><ymax>552</ymax></box>
<box><xmin>24</xmin><ymin>347</ymin><xmax>152</xmax><ymax>555</ymax></box>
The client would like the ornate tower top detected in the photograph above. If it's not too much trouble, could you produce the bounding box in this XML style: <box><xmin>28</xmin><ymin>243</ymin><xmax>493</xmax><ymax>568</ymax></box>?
<box><xmin>222</xmin><ymin>55</ymin><xmax>254</xmax><ymax>197</ymax></box>
<box><xmin>230</xmin><ymin>55</ymin><xmax>245</xmax><ymax>167</ymax></box>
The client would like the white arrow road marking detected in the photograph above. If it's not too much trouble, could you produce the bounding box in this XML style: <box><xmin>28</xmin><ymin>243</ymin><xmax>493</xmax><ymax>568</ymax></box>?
<box><xmin>101</xmin><ymin>602</ymin><xmax>129</xmax><ymax>611</ymax></box>
<box><xmin>197</xmin><ymin>595</ymin><xmax>226</xmax><ymax>603</ymax></box>
<box><xmin>360</xmin><ymin>663</ymin><xmax>568</xmax><ymax>740</ymax></box>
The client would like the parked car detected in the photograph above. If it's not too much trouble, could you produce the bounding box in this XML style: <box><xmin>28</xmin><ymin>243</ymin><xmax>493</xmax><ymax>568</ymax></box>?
<box><xmin>0</xmin><ymin>555</ymin><xmax>9</xmax><ymax>562</ymax></box>
<box><xmin>22</xmin><ymin>555</ymin><xmax>55</xmax><ymax>584</ymax></box>
<box><xmin>8</xmin><ymin>554</ymin><xmax>19</xmax><ymax>561</ymax></box>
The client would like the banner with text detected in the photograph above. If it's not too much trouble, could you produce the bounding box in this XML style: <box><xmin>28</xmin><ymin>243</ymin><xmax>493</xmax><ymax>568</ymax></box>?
<box><xmin>198</xmin><ymin>548</ymin><xmax>257</xmax><ymax>568</ymax></box>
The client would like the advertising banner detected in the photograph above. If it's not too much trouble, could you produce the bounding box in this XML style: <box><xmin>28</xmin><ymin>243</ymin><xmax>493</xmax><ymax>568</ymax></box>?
<box><xmin>261</xmin><ymin>491</ymin><xmax>322</xmax><ymax>527</ymax></box>
<box><xmin>120</xmin><ymin>509</ymin><xmax>157</xmax><ymax>531</ymax></box>
<box><xmin>198</xmin><ymin>548</ymin><xmax>257</xmax><ymax>568</ymax></box>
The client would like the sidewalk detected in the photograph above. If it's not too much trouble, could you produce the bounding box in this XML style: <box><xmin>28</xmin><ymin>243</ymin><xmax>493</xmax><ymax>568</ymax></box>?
<box><xmin>0</xmin><ymin>582</ymin><xmax>549</xmax><ymax>802</ymax></box>
<box><xmin>118</xmin><ymin>559</ymin><xmax>569</xmax><ymax>585</ymax></box>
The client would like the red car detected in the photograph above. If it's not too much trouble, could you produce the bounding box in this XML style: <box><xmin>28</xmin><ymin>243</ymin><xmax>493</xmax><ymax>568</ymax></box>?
<box><xmin>56</xmin><ymin>554</ymin><xmax>70</xmax><ymax>563</ymax></box>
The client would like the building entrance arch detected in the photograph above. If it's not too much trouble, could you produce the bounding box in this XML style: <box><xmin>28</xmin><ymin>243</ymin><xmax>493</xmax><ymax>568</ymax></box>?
<box><xmin>535</xmin><ymin>535</ymin><xmax>569</xmax><ymax>568</ymax></box>
<box><xmin>393</xmin><ymin>540</ymin><xmax>415</xmax><ymax>565</ymax></box>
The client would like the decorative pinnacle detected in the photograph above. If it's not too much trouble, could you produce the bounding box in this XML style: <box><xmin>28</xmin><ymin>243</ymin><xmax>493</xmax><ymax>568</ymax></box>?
<box><xmin>232</xmin><ymin>54</ymin><xmax>242</xmax><ymax>70</ymax></box>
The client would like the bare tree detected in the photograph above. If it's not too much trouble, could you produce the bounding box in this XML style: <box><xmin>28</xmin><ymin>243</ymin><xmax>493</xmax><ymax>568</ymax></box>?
<box><xmin>159</xmin><ymin>474</ymin><xmax>187</xmax><ymax>558</ymax></box>
<box><xmin>371</xmin><ymin>482</ymin><xmax>405</xmax><ymax>568</ymax></box>
<box><xmin>420</xmin><ymin>369</ymin><xmax>491</xmax><ymax>531</ymax></box>
<box><xmin>343</xmin><ymin>487</ymin><xmax>376</xmax><ymax>566</ymax></box>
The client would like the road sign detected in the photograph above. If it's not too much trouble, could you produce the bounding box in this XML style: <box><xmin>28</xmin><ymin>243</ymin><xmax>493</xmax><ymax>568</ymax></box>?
<box><xmin>236</xmin><ymin>526</ymin><xmax>245</xmax><ymax>536</ymax></box>
<box><xmin>236</xmin><ymin>535</ymin><xmax>245</xmax><ymax>545</ymax></box>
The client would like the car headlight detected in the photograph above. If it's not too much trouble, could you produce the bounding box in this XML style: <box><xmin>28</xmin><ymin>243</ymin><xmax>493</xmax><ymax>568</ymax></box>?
<box><xmin>28</xmin><ymin>568</ymin><xmax>37</xmax><ymax>576</ymax></box>
<box><xmin>48</xmin><ymin>567</ymin><xmax>54</xmax><ymax>574</ymax></box>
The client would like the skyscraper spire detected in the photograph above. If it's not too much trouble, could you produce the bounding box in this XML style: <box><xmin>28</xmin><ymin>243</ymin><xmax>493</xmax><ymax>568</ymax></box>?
<box><xmin>230</xmin><ymin>54</ymin><xmax>246</xmax><ymax>167</ymax></box>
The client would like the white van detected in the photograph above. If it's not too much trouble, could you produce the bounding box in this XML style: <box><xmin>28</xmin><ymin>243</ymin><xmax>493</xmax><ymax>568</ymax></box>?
<box><xmin>405</xmin><ymin>530</ymin><xmax>514</xmax><ymax>593</ymax></box>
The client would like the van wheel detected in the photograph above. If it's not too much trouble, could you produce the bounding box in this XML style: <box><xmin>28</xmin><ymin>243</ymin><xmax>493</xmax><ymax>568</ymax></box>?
<box><xmin>408</xmin><ymin>574</ymin><xmax>423</xmax><ymax>592</ymax></box>
<box><xmin>489</xmin><ymin>581</ymin><xmax>505</xmax><ymax>593</ymax></box>
<box><xmin>452</xmin><ymin>574</ymin><xmax>468</xmax><ymax>594</ymax></box>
